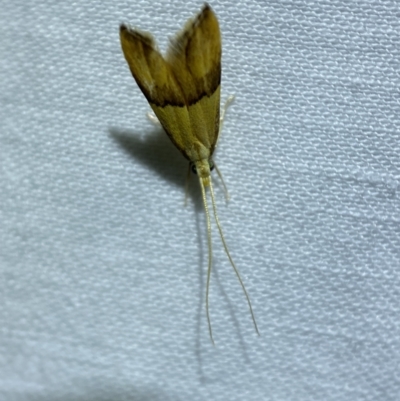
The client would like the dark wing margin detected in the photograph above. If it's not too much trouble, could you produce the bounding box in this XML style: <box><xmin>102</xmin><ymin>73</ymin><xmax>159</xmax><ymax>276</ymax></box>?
<box><xmin>120</xmin><ymin>25</ymin><xmax>185</xmax><ymax>107</ymax></box>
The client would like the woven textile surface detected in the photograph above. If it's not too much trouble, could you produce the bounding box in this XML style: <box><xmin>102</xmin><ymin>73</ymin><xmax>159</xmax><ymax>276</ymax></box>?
<box><xmin>1</xmin><ymin>1</ymin><xmax>399</xmax><ymax>400</ymax></box>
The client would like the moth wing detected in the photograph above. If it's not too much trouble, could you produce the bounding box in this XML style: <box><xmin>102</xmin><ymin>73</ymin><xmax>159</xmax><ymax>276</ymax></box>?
<box><xmin>120</xmin><ymin>25</ymin><xmax>194</xmax><ymax>160</ymax></box>
<box><xmin>166</xmin><ymin>4</ymin><xmax>221</xmax><ymax>156</ymax></box>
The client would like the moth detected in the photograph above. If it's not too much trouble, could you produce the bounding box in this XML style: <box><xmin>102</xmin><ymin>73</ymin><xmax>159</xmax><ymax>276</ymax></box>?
<box><xmin>120</xmin><ymin>3</ymin><xmax>258</xmax><ymax>343</ymax></box>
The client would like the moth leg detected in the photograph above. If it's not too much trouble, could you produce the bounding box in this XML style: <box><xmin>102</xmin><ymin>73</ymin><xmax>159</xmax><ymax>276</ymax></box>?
<box><xmin>184</xmin><ymin>163</ymin><xmax>191</xmax><ymax>206</ymax></box>
<box><xmin>213</xmin><ymin>162</ymin><xmax>230</xmax><ymax>202</ymax></box>
<box><xmin>219</xmin><ymin>95</ymin><xmax>235</xmax><ymax>134</ymax></box>
<box><xmin>146</xmin><ymin>111</ymin><xmax>161</xmax><ymax>126</ymax></box>
<box><xmin>214</xmin><ymin>95</ymin><xmax>235</xmax><ymax>150</ymax></box>
<box><xmin>212</xmin><ymin>95</ymin><xmax>234</xmax><ymax>202</ymax></box>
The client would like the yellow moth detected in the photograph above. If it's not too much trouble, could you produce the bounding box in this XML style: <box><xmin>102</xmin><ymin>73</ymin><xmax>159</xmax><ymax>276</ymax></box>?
<box><xmin>120</xmin><ymin>3</ymin><xmax>258</xmax><ymax>343</ymax></box>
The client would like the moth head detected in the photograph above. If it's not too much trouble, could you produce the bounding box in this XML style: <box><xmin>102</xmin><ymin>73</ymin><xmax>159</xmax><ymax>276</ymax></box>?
<box><xmin>191</xmin><ymin>160</ymin><xmax>214</xmax><ymax>186</ymax></box>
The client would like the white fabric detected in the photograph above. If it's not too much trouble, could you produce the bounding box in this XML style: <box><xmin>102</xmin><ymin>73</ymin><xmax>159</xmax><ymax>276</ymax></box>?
<box><xmin>1</xmin><ymin>0</ymin><xmax>399</xmax><ymax>400</ymax></box>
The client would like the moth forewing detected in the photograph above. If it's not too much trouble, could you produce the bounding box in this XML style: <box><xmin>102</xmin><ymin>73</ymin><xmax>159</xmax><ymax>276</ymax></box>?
<box><xmin>166</xmin><ymin>5</ymin><xmax>221</xmax><ymax>105</ymax></box>
<box><xmin>119</xmin><ymin>4</ymin><xmax>258</xmax><ymax>343</ymax></box>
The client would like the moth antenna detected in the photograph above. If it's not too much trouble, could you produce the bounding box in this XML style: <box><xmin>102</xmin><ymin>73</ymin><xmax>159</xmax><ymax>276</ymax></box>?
<box><xmin>199</xmin><ymin>176</ymin><xmax>215</xmax><ymax>345</ymax></box>
<box><xmin>209</xmin><ymin>180</ymin><xmax>260</xmax><ymax>336</ymax></box>
<box><xmin>213</xmin><ymin>162</ymin><xmax>230</xmax><ymax>202</ymax></box>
